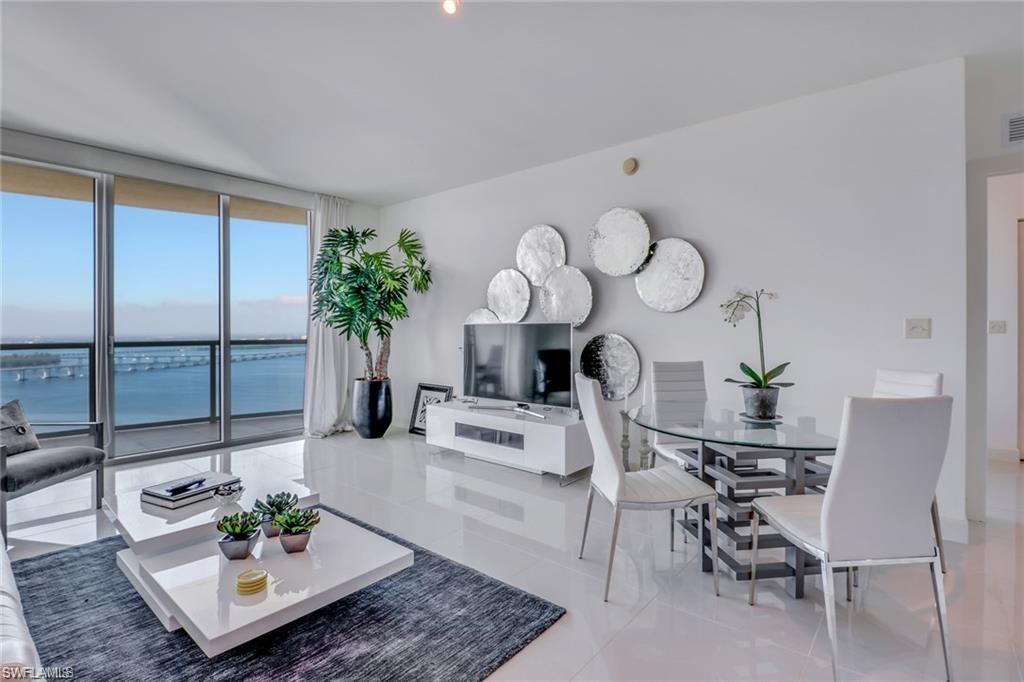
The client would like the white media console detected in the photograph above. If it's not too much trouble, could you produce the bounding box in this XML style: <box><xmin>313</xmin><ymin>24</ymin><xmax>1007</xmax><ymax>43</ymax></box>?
<box><xmin>425</xmin><ymin>400</ymin><xmax>593</xmax><ymax>478</ymax></box>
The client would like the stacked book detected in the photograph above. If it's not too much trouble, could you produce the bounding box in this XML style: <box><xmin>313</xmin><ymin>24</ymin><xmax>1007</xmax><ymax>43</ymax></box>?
<box><xmin>141</xmin><ymin>471</ymin><xmax>242</xmax><ymax>509</ymax></box>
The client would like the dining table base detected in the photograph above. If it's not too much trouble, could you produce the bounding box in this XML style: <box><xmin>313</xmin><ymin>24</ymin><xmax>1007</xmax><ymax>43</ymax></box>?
<box><xmin>673</xmin><ymin>441</ymin><xmax>838</xmax><ymax>599</ymax></box>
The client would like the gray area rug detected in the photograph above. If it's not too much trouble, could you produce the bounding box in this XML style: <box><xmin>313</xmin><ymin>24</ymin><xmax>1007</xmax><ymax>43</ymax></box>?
<box><xmin>12</xmin><ymin>504</ymin><xmax>564</xmax><ymax>681</ymax></box>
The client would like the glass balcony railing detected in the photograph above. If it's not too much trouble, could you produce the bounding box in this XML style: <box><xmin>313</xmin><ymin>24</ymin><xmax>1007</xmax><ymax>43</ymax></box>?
<box><xmin>0</xmin><ymin>343</ymin><xmax>95</xmax><ymax>434</ymax></box>
<box><xmin>0</xmin><ymin>339</ymin><xmax>305</xmax><ymax>446</ymax></box>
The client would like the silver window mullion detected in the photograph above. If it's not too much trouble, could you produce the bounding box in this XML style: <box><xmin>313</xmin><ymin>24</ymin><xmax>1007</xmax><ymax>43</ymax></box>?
<box><xmin>95</xmin><ymin>173</ymin><xmax>115</xmax><ymax>453</ymax></box>
<box><xmin>219</xmin><ymin>195</ymin><xmax>231</xmax><ymax>445</ymax></box>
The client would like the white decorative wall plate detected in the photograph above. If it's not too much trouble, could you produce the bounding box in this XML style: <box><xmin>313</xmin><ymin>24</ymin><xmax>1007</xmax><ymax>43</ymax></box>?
<box><xmin>588</xmin><ymin>208</ymin><xmax>651</xmax><ymax>277</ymax></box>
<box><xmin>486</xmin><ymin>269</ymin><xmax>531</xmax><ymax>322</ymax></box>
<box><xmin>539</xmin><ymin>265</ymin><xmax>592</xmax><ymax>328</ymax></box>
<box><xmin>464</xmin><ymin>308</ymin><xmax>500</xmax><ymax>324</ymax></box>
<box><xmin>516</xmin><ymin>224</ymin><xmax>566</xmax><ymax>286</ymax></box>
<box><xmin>634</xmin><ymin>237</ymin><xmax>705</xmax><ymax>312</ymax></box>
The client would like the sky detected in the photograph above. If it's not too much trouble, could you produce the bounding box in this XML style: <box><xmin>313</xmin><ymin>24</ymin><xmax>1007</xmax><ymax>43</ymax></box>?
<box><xmin>1</xmin><ymin>192</ymin><xmax>308</xmax><ymax>341</ymax></box>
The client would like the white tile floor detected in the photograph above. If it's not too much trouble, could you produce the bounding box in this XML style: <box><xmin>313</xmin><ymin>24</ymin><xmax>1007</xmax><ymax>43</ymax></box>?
<box><xmin>6</xmin><ymin>435</ymin><xmax>1024</xmax><ymax>681</ymax></box>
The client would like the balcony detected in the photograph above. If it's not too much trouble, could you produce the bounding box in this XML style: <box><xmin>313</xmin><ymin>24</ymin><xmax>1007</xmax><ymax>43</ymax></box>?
<box><xmin>1</xmin><ymin>339</ymin><xmax>305</xmax><ymax>456</ymax></box>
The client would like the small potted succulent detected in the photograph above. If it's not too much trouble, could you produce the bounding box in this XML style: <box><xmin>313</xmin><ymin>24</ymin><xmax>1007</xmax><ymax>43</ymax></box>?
<box><xmin>253</xmin><ymin>492</ymin><xmax>299</xmax><ymax>538</ymax></box>
<box><xmin>721</xmin><ymin>288</ymin><xmax>794</xmax><ymax>420</ymax></box>
<box><xmin>216</xmin><ymin>511</ymin><xmax>262</xmax><ymax>560</ymax></box>
<box><xmin>273</xmin><ymin>508</ymin><xmax>322</xmax><ymax>554</ymax></box>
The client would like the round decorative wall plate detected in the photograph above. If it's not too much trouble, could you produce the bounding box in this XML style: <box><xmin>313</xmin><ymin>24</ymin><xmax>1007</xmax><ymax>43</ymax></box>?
<box><xmin>486</xmin><ymin>269</ymin><xmax>531</xmax><ymax>322</ymax></box>
<box><xmin>464</xmin><ymin>308</ymin><xmax>500</xmax><ymax>324</ymax></box>
<box><xmin>516</xmin><ymin>224</ymin><xmax>566</xmax><ymax>286</ymax></box>
<box><xmin>634</xmin><ymin>237</ymin><xmax>705</xmax><ymax>312</ymax></box>
<box><xmin>580</xmin><ymin>333</ymin><xmax>640</xmax><ymax>401</ymax></box>
<box><xmin>588</xmin><ymin>208</ymin><xmax>651</xmax><ymax>277</ymax></box>
<box><xmin>539</xmin><ymin>265</ymin><xmax>592</xmax><ymax>328</ymax></box>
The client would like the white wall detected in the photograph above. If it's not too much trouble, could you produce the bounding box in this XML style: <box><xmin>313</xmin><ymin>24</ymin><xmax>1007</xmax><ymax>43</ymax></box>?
<box><xmin>379</xmin><ymin>60</ymin><xmax>968</xmax><ymax>524</ymax></box>
<box><xmin>986</xmin><ymin>173</ymin><xmax>1024</xmax><ymax>454</ymax></box>
<box><xmin>346</xmin><ymin>201</ymin><xmax>381</xmax><ymax>233</ymax></box>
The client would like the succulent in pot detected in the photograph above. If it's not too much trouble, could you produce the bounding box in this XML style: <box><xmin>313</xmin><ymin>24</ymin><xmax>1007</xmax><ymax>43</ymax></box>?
<box><xmin>273</xmin><ymin>508</ymin><xmax>322</xmax><ymax>554</ymax></box>
<box><xmin>216</xmin><ymin>511</ymin><xmax>262</xmax><ymax>560</ymax></box>
<box><xmin>253</xmin><ymin>492</ymin><xmax>299</xmax><ymax>537</ymax></box>
<box><xmin>721</xmin><ymin>288</ymin><xmax>794</xmax><ymax>420</ymax></box>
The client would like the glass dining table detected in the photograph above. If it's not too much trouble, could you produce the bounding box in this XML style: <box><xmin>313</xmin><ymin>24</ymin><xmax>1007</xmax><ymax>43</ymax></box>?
<box><xmin>627</xmin><ymin>402</ymin><xmax>839</xmax><ymax>599</ymax></box>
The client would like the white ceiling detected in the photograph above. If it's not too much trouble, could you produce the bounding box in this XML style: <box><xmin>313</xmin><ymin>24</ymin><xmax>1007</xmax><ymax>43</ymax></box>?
<box><xmin>2</xmin><ymin>1</ymin><xmax>1021</xmax><ymax>206</ymax></box>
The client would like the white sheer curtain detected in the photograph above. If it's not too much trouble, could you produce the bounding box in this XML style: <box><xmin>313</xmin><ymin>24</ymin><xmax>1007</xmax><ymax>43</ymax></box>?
<box><xmin>303</xmin><ymin>194</ymin><xmax>352</xmax><ymax>437</ymax></box>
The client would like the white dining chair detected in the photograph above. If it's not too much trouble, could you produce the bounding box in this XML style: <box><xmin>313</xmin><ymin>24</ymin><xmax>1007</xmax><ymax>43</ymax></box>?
<box><xmin>649</xmin><ymin>360</ymin><xmax>768</xmax><ymax>549</ymax></box>
<box><xmin>649</xmin><ymin>361</ymin><xmax>705</xmax><ymax>548</ymax></box>
<box><xmin>749</xmin><ymin>396</ymin><xmax>954</xmax><ymax>681</ymax></box>
<box><xmin>575</xmin><ymin>373</ymin><xmax>721</xmax><ymax>601</ymax></box>
<box><xmin>873</xmin><ymin>368</ymin><xmax>947</xmax><ymax>574</ymax></box>
<box><xmin>649</xmin><ymin>360</ymin><xmax>705</xmax><ymax>468</ymax></box>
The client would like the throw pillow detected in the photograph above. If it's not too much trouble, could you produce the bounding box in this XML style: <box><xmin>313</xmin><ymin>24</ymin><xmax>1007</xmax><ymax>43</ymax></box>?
<box><xmin>1</xmin><ymin>400</ymin><xmax>40</xmax><ymax>455</ymax></box>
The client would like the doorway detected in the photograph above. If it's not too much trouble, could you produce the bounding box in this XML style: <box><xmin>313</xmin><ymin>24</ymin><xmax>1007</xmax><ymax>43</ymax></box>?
<box><xmin>986</xmin><ymin>171</ymin><xmax>1024</xmax><ymax>461</ymax></box>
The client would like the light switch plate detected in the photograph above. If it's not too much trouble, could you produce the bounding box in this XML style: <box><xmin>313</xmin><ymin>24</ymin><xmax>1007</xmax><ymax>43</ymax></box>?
<box><xmin>905</xmin><ymin>318</ymin><xmax>932</xmax><ymax>339</ymax></box>
<box><xmin>990</xmin><ymin>320</ymin><xmax>1008</xmax><ymax>334</ymax></box>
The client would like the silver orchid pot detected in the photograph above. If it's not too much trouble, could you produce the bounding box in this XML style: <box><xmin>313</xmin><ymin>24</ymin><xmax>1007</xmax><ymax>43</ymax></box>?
<box><xmin>218</xmin><ymin>529</ymin><xmax>261</xmax><ymax>560</ymax></box>
<box><xmin>742</xmin><ymin>386</ymin><xmax>780</xmax><ymax>420</ymax></box>
<box><xmin>261</xmin><ymin>515</ymin><xmax>281</xmax><ymax>538</ymax></box>
<box><xmin>279</xmin><ymin>531</ymin><xmax>312</xmax><ymax>554</ymax></box>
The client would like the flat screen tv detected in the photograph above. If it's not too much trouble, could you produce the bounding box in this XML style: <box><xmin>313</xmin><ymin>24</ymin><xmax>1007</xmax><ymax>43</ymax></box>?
<box><xmin>463</xmin><ymin>322</ymin><xmax>572</xmax><ymax>407</ymax></box>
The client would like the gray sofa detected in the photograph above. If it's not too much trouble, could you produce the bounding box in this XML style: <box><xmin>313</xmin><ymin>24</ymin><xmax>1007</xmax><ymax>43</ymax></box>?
<box><xmin>0</xmin><ymin>542</ymin><xmax>42</xmax><ymax>675</ymax></box>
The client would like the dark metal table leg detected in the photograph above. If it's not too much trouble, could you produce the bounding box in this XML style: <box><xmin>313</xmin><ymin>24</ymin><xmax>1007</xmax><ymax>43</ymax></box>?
<box><xmin>698</xmin><ymin>441</ymin><xmax>714</xmax><ymax>572</ymax></box>
<box><xmin>785</xmin><ymin>450</ymin><xmax>807</xmax><ymax>598</ymax></box>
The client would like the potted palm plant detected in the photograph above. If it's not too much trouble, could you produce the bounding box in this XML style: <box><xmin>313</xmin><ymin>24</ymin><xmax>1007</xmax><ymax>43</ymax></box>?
<box><xmin>311</xmin><ymin>227</ymin><xmax>433</xmax><ymax>438</ymax></box>
<box><xmin>253</xmin><ymin>491</ymin><xmax>299</xmax><ymax>538</ymax></box>
<box><xmin>721</xmin><ymin>288</ymin><xmax>793</xmax><ymax>420</ymax></box>
<box><xmin>273</xmin><ymin>508</ymin><xmax>322</xmax><ymax>553</ymax></box>
<box><xmin>216</xmin><ymin>511</ymin><xmax>262</xmax><ymax>560</ymax></box>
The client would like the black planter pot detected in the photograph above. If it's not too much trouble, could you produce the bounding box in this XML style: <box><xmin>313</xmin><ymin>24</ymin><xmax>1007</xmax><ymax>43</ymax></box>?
<box><xmin>352</xmin><ymin>379</ymin><xmax>392</xmax><ymax>439</ymax></box>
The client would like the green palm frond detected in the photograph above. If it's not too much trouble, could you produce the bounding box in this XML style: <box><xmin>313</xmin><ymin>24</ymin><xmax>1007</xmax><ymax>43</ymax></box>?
<box><xmin>310</xmin><ymin>225</ymin><xmax>432</xmax><ymax>379</ymax></box>
<box><xmin>396</xmin><ymin>228</ymin><xmax>423</xmax><ymax>260</ymax></box>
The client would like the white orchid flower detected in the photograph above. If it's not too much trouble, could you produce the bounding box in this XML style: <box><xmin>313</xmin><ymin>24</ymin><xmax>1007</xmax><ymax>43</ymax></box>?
<box><xmin>721</xmin><ymin>286</ymin><xmax>792</xmax><ymax>390</ymax></box>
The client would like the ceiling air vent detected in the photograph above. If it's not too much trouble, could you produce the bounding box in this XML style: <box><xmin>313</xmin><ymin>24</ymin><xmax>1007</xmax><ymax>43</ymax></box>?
<box><xmin>1009</xmin><ymin>113</ymin><xmax>1024</xmax><ymax>145</ymax></box>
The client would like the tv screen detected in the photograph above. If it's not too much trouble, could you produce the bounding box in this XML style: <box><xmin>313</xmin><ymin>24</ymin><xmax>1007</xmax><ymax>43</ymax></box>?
<box><xmin>463</xmin><ymin>322</ymin><xmax>572</xmax><ymax>407</ymax></box>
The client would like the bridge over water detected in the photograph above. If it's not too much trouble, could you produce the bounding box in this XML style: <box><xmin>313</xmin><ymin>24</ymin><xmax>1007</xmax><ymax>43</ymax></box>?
<box><xmin>2</xmin><ymin>347</ymin><xmax>305</xmax><ymax>382</ymax></box>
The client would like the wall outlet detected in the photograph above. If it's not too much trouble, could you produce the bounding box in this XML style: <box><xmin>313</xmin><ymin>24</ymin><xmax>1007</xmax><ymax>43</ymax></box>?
<box><xmin>990</xmin><ymin>320</ymin><xmax>1008</xmax><ymax>334</ymax></box>
<box><xmin>905</xmin><ymin>318</ymin><xmax>932</xmax><ymax>339</ymax></box>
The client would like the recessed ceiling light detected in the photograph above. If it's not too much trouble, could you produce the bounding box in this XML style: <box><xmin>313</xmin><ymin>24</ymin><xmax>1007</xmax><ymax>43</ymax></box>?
<box><xmin>442</xmin><ymin>0</ymin><xmax>460</xmax><ymax>15</ymax></box>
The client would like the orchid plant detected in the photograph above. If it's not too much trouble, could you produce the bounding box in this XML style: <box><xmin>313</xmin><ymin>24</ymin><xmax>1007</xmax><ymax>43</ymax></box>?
<box><xmin>721</xmin><ymin>288</ymin><xmax>794</xmax><ymax>389</ymax></box>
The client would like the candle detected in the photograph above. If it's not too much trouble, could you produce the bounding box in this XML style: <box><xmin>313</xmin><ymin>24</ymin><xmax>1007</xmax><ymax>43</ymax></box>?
<box><xmin>623</xmin><ymin>377</ymin><xmax>629</xmax><ymax>412</ymax></box>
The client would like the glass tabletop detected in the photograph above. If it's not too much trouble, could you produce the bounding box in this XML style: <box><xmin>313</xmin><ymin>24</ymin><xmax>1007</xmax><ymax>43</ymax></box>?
<box><xmin>628</xmin><ymin>401</ymin><xmax>838</xmax><ymax>451</ymax></box>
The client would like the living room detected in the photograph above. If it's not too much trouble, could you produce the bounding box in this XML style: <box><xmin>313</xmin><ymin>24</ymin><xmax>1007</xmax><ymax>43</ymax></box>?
<box><xmin>1</xmin><ymin>1</ymin><xmax>1022</xmax><ymax>680</ymax></box>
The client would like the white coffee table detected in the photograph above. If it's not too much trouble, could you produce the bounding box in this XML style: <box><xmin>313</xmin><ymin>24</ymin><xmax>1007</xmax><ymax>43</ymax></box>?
<box><xmin>137</xmin><ymin>513</ymin><xmax>413</xmax><ymax>657</ymax></box>
<box><xmin>105</xmin><ymin>478</ymin><xmax>321</xmax><ymax>630</ymax></box>
<box><xmin>104</xmin><ymin>478</ymin><xmax>319</xmax><ymax>556</ymax></box>
<box><xmin>104</xmin><ymin>480</ymin><xmax>414</xmax><ymax>657</ymax></box>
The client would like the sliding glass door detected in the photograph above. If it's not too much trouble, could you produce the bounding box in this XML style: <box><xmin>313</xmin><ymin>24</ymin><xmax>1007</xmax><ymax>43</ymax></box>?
<box><xmin>0</xmin><ymin>162</ymin><xmax>97</xmax><ymax>443</ymax></box>
<box><xmin>1</xmin><ymin>156</ymin><xmax>310</xmax><ymax>459</ymax></box>
<box><xmin>112</xmin><ymin>178</ymin><xmax>222</xmax><ymax>456</ymax></box>
<box><xmin>229</xmin><ymin>198</ymin><xmax>308</xmax><ymax>439</ymax></box>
